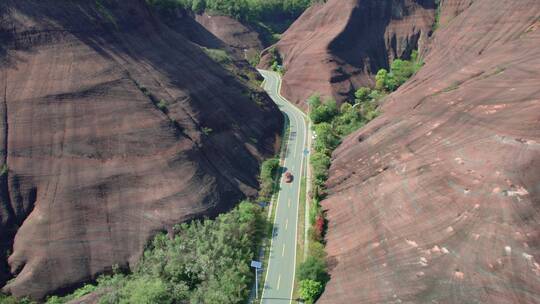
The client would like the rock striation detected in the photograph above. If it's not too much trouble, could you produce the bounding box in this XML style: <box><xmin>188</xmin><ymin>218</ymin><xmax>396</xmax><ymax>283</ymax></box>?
<box><xmin>260</xmin><ymin>0</ymin><xmax>436</xmax><ymax>107</ymax></box>
<box><xmin>194</xmin><ymin>13</ymin><xmax>264</xmax><ymax>60</ymax></box>
<box><xmin>319</xmin><ymin>0</ymin><xmax>540</xmax><ymax>303</ymax></box>
<box><xmin>0</xmin><ymin>0</ymin><xmax>281</xmax><ymax>299</ymax></box>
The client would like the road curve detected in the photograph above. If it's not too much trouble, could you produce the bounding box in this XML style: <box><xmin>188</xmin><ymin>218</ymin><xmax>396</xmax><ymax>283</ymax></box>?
<box><xmin>258</xmin><ymin>70</ymin><xmax>309</xmax><ymax>304</ymax></box>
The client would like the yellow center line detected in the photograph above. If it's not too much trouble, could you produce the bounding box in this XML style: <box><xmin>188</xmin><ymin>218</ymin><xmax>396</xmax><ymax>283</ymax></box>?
<box><xmin>288</xmin><ymin>199</ymin><xmax>291</xmax><ymax>208</ymax></box>
<box><xmin>277</xmin><ymin>275</ymin><xmax>281</xmax><ymax>290</ymax></box>
<box><xmin>285</xmin><ymin>219</ymin><xmax>288</xmax><ymax>230</ymax></box>
<box><xmin>282</xmin><ymin>244</ymin><xmax>286</xmax><ymax>256</ymax></box>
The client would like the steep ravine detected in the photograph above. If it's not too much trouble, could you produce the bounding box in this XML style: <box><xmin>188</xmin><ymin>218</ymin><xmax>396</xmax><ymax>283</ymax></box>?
<box><xmin>260</xmin><ymin>0</ymin><xmax>436</xmax><ymax>107</ymax></box>
<box><xmin>0</xmin><ymin>0</ymin><xmax>282</xmax><ymax>299</ymax></box>
<box><xmin>318</xmin><ymin>0</ymin><xmax>540</xmax><ymax>303</ymax></box>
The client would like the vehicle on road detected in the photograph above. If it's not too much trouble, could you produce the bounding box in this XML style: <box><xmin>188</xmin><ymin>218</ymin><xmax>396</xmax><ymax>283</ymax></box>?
<box><xmin>284</xmin><ymin>171</ymin><xmax>294</xmax><ymax>183</ymax></box>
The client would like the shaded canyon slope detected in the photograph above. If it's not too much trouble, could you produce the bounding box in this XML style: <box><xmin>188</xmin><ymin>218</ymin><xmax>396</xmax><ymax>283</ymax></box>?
<box><xmin>193</xmin><ymin>13</ymin><xmax>264</xmax><ymax>60</ymax></box>
<box><xmin>320</xmin><ymin>0</ymin><xmax>540</xmax><ymax>303</ymax></box>
<box><xmin>0</xmin><ymin>0</ymin><xmax>282</xmax><ymax>299</ymax></box>
<box><xmin>166</xmin><ymin>10</ymin><xmax>264</xmax><ymax>66</ymax></box>
<box><xmin>260</xmin><ymin>0</ymin><xmax>436</xmax><ymax>107</ymax></box>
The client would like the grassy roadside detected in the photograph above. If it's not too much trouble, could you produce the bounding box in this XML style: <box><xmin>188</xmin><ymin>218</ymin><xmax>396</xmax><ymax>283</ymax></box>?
<box><xmin>292</xmin><ymin>176</ymin><xmax>307</xmax><ymax>301</ymax></box>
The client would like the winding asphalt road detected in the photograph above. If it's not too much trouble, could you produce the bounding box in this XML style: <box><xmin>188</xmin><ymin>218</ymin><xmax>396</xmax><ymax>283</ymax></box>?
<box><xmin>258</xmin><ymin>70</ymin><xmax>309</xmax><ymax>304</ymax></box>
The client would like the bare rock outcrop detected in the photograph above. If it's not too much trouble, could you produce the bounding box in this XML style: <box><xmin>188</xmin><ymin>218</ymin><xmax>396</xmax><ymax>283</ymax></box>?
<box><xmin>194</xmin><ymin>13</ymin><xmax>264</xmax><ymax>60</ymax></box>
<box><xmin>320</xmin><ymin>0</ymin><xmax>540</xmax><ymax>303</ymax></box>
<box><xmin>0</xmin><ymin>0</ymin><xmax>281</xmax><ymax>299</ymax></box>
<box><xmin>260</xmin><ymin>0</ymin><xmax>436</xmax><ymax>107</ymax></box>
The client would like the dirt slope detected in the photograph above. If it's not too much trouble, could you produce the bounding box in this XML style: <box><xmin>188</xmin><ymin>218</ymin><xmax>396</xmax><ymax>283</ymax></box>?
<box><xmin>0</xmin><ymin>0</ymin><xmax>281</xmax><ymax>299</ymax></box>
<box><xmin>320</xmin><ymin>0</ymin><xmax>540</xmax><ymax>303</ymax></box>
<box><xmin>260</xmin><ymin>0</ymin><xmax>436</xmax><ymax>107</ymax></box>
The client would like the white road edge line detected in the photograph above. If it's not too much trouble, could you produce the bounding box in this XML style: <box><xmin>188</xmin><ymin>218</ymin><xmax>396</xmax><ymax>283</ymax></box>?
<box><xmin>257</xmin><ymin>70</ymin><xmax>309</xmax><ymax>304</ymax></box>
<box><xmin>259</xmin><ymin>70</ymin><xmax>293</xmax><ymax>303</ymax></box>
<box><xmin>273</xmin><ymin>71</ymin><xmax>308</xmax><ymax>304</ymax></box>
<box><xmin>289</xmin><ymin>94</ymin><xmax>305</xmax><ymax>304</ymax></box>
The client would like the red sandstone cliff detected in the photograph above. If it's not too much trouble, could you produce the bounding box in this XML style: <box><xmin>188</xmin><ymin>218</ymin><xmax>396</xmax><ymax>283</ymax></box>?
<box><xmin>0</xmin><ymin>0</ymin><xmax>281</xmax><ymax>299</ymax></box>
<box><xmin>260</xmin><ymin>0</ymin><xmax>436</xmax><ymax>107</ymax></box>
<box><xmin>320</xmin><ymin>0</ymin><xmax>540</xmax><ymax>303</ymax></box>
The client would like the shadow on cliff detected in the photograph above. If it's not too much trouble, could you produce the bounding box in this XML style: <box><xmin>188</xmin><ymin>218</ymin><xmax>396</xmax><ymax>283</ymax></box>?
<box><xmin>0</xmin><ymin>0</ymin><xmax>277</xmax><ymax>214</ymax></box>
<box><xmin>0</xmin><ymin>0</ymin><xmax>283</xmax><ymax>297</ymax></box>
<box><xmin>328</xmin><ymin>0</ymin><xmax>436</xmax><ymax>98</ymax></box>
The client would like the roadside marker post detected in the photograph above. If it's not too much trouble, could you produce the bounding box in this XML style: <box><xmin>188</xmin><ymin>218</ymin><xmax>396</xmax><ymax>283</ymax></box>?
<box><xmin>251</xmin><ymin>260</ymin><xmax>262</xmax><ymax>300</ymax></box>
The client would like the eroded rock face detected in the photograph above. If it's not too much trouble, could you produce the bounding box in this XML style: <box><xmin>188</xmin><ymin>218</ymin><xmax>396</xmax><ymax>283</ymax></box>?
<box><xmin>164</xmin><ymin>11</ymin><xmax>264</xmax><ymax>61</ymax></box>
<box><xmin>194</xmin><ymin>13</ymin><xmax>264</xmax><ymax>60</ymax></box>
<box><xmin>260</xmin><ymin>0</ymin><xmax>436</xmax><ymax>107</ymax></box>
<box><xmin>0</xmin><ymin>0</ymin><xmax>281</xmax><ymax>299</ymax></box>
<box><xmin>320</xmin><ymin>0</ymin><xmax>540</xmax><ymax>303</ymax></box>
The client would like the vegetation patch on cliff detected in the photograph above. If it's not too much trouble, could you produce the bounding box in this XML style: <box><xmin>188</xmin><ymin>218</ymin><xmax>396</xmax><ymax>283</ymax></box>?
<box><xmin>153</xmin><ymin>0</ymin><xmax>313</xmax><ymax>23</ymax></box>
<box><xmin>146</xmin><ymin>0</ymin><xmax>318</xmax><ymax>45</ymax></box>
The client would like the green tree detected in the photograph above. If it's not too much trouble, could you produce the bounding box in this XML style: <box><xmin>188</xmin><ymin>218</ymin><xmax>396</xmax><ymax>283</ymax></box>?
<box><xmin>334</xmin><ymin>109</ymin><xmax>363</xmax><ymax>136</ymax></box>
<box><xmin>390</xmin><ymin>59</ymin><xmax>415</xmax><ymax>87</ymax></box>
<box><xmin>368</xmin><ymin>89</ymin><xmax>383</xmax><ymax>101</ymax></box>
<box><xmin>118</xmin><ymin>277</ymin><xmax>173</xmax><ymax>304</ymax></box>
<box><xmin>299</xmin><ymin>279</ymin><xmax>323</xmax><ymax>304</ymax></box>
<box><xmin>147</xmin><ymin>0</ymin><xmax>314</xmax><ymax>24</ymax></box>
<box><xmin>0</xmin><ymin>294</ymin><xmax>35</xmax><ymax>304</ymax></box>
<box><xmin>375</xmin><ymin>69</ymin><xmax>388</xmax><ymax>91</ymax></box>
<box><xmin>55</xmin><ymin>201</ymin><xmax>266</xmax><ymax>304</ymax></box>
<box><xmin>354</xmin><ymin>87</ymin><xmax>371</xmax><ymax>103</ymax></box>
<box><xmin>307</xmin><ymin>94</ymin><xmax>321</xmax><ymax>108</ymax></box>
<box><xmin>310</xmin><ymin>152</ymin><xmax>331</xmax><ymax>186</ymax></box>
<box><xmin>259</xmin><ymin>158</ymin><xmax>280</xmax><ymax>199</ymax></box>
<box><xmin>297</xmin><ymin>256</ymin><xmax>329</xmax><ymax>283</ymax></box>
<box><xmin>313</xmin><ymin>123</ymin><xmax>340</xmax><ymax>153</ymax></box>
<box><xmin>310</xmin><ymin>99</ymin><xmax>338</xmax><ymax>124</ymax></box>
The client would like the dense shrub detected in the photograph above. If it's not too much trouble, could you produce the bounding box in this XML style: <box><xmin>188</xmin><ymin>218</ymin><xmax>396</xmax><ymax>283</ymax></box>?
<box><xmin>259</xmin><ymin>158</ymin><xmax>280</xmax><ymax>200</ymax></box>
<box><xmin>313</xmin><ymin>123</ymin><xmax>340</xmax><ymax>153</ymax></box>
<box><xmin>309</xmin><ymin>96</ymin><xmax>338</xmax><ymax>124</ymax></box>
<box><xmin>299</xmin><ymin>279</ymin><xmax>323</xmax><ymax>304</ymax></box>
<box><xmin>0</xmin><ymin>294</ymin><xmax>33</xmax><ymax>304</ymax></box>
<box><xmin>298</xmin><ymin>256</ymin><xmax>328</xmax><ymax>284</ymax></box>
<box><xmin>310</xmin><ymin>152</ymin><xmax>331</xmax><ymax>186</ymax></box>
<box><xmin>41</xmin><ymin>201</ymin><xmax>266</xmax><ymax>304</ymax></box>
<box><xmin>374</xmin><ymin>51</ymin><xmax>423</xmax><ymax>92</ymax></box>
<box><xmin>116</xmin><ymin>277</ymin><xmax>173</xmax><ymax>304</ymax></box>
<box><xmin>354</xmin><ymin>87</ymin><xmax>371</xmax><ymax>102</ymax></box>
<box><xmin>314</xmin><ymin>215</ymin><xmax>325</xmax><ymax>239</ymax></box>
<box><xmin>265</xmin><ymin>47</ymin><xmax>285</xmax><ymax>73</ymax></box>
<box><xmin>147</xmin><ymin>0</ymin><xmax>314</xmax><ymax>23</ymax></box>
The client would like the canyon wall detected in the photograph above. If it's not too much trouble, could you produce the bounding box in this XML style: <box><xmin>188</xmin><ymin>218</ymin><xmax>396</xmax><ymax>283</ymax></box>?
<box><xmin>260</xmin><ymin>0</ymin><xmax>436</xmax><ymax>107</ymax></box>
<box><xmin>0</xmin><ymin>0</ymin><xmax>281</xmax><ymax>299</ymax></box>
<box><xmin>320</xmin><ymin>0</ymin><xmax>540</xmax><ymax>303</ymax></box>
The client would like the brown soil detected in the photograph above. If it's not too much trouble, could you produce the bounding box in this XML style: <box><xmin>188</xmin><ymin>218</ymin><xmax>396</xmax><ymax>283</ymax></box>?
<box><xmin>319</xmin><ymin>0</ymin><xmax>540</xmax><ymax>303</ymax></box>
<box><xmin>0</xmin><ymin>0</ymin><xmax>281</xmax><ymax>299</ymax></box>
